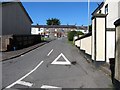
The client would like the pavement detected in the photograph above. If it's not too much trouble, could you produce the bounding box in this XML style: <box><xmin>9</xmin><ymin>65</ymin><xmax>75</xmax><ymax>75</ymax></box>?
<box><xmin>0</xmin><ymin>41</ymin><xmax>49</xmax><ymax>61</ymax></box>
<box><xmin>77</xmin><ymin>48</ymin><xmax>111</xmax><ymax>77</ymax></box>
<box><xmin>2</xmin><ymin>37</ymin><xmax>113</xmax><ymax>89</ymax></box>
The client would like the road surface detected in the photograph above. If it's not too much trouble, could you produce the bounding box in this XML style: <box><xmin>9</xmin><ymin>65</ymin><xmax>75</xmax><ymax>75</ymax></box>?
<box><xmin>2</xmin><ymin>37</ymin><xmax>112</xmax><ymax>89</ymax></box>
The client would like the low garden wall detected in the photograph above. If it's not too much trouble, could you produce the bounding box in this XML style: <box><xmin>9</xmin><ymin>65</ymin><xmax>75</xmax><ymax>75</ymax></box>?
<box><xmin>75</xmin><ymin>32</ymin><xmax>92</xmax><ymax>55</ymax></box>
<box><xmin>0</xmin><ymin>35</ymin><xmax>41</xmax><ymax>51</ymax></box>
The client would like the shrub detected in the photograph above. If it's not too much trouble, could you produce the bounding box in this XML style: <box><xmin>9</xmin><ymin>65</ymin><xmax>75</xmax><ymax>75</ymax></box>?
<box><xmin>67</xmin><ymin>31</ymin><xmax>77</xmax><ymax>41</ymax></box>
<box><xmin>76</xmin><ymin>31</ymin><xmax>84</xmax><ymax>36</ymax></box>
<box><xmin>67</xmin><ymin>31</ymin><xmax>83</xmax><ymax>41</ymax></box>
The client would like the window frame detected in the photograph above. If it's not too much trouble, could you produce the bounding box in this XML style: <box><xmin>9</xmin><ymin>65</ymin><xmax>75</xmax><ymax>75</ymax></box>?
<box><xmin>105</xmin><ymin>4</ymin><xmax>108</xmax><ymax>14</ymax></box>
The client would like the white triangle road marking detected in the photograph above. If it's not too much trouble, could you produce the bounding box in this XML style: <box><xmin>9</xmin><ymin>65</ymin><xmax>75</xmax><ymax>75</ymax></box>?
<box><xmin>51</xmin><ymin>53</ymin><xmax>71</xmax><ymax>65</ymax></box>
<box><xmin>41</xmin><ymin>85</ymin><xmax>61</xmax><ymax>88</ymax></box>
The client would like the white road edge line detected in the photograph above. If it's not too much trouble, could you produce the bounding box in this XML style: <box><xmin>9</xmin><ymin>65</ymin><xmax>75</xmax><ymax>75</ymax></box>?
<box><xmin>6</xmin><ymin>61</ymin><xmax>44</xmax><ymax>88</ymax></box>
<box><xmin>47</xmin><ymin>49</ymin><xmax>53</xmax><ymax>56</ymax></box>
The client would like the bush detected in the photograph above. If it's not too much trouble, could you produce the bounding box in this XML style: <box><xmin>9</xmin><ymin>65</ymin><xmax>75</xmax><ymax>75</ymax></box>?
<box><xmin>76</xmin><ymin>31</ymin><xmax>84</xmax><ymax>36</ymax></box>
<box><xmin>67</xmin><ymin>31</ymin><xmax>83</xmax><ymax>41</ymax></box>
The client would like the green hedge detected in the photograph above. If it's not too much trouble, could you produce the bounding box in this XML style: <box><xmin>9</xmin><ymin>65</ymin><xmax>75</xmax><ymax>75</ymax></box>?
<box><xmin>67</xmin><ymin>31</ymin><xmax>83</xmax><ymax>41</ymax></box>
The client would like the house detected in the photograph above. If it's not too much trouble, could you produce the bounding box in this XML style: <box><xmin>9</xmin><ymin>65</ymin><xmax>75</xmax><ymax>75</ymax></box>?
<box><xmin>74</xmin><ymin>0</ymin><xmax>120</xmax><ymax>85</ymax></box>
<box><xmin>91</xmin><ymin>0</ymin><xmax>120</xmax><ymax>63</ymax></box>
<box><xmin>74</xmin><ymin>0</ymin><xmax>120</xmax><ymax>62</ymax></box>
<box><xmin>2</xmin><ymin>2</ymin><xmax>33</xmax><ymax>35</ymax></box>
<box><xmin>31</xmin><ymin>25</ymin><xmax>88</xmax><ymax>38</ymax></box>
<box><xmin>0</xmin><ymin>2</ymin><xmax>41</xmax><ymax>51</ymax></box>
<box><xmin>76</xmin><ymin>26</ymin><xmax>88</xmax><ymax>34</ymax></box>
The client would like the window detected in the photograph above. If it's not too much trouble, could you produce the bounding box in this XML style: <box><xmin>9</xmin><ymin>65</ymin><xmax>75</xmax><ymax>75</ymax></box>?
<box><xmin>38</xmin><ymin>28</ymin><xmax>40</xmax><ymax>31</ymax></box>
<box><xmin>105</xmin><ymin>4</ymin><xmax>108</xmax><ymax>14</ymax></box>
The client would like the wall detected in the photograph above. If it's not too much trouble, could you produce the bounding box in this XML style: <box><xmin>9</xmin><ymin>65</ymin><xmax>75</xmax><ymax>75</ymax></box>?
<box><xmin>75</xmin><ymin>40</ymin><xmax>80</xmax><ymax>47</ymax></box>
<box><xmin>2</xmin><ymin>3</ymin><xmax>32</xmax><ymax>35</ymax></box>
<box><xmin>31</xmin><ymin>26</ymin><xmax>77</xmax><ymax>38</ymax></box>
<box><xmin>31</xmin><ymin>28</ymin><xmax>40</xmax><ymax>35</ymax></box>
<box><xmin>0</xmin><ymin>4</ymin><xmax>2</xmax><ymax>90</ymax></box>
<box><xmin>0</xmin><ymin>35</ymin><xmax>41</xmax><ymax>51</ymax></box>
<box><xmin>115</xmin><ymin>25</ymin><xmax>120</xmax><ymax>82</ymax></box>
<box><xmin>74</xmin><ymin>34</ymin><xmax>92</xmax><ymax>56</ymax></box>
<box><xmin>80</xmin><ymin>38</ymin><xmax>86</xmax><ymax>51</ymax></box>
<box><xmin>106</xmin><ymin>31</ymin><xmax>115</xmax><ymax>63</ymax></box>
<box><xmin>0</xmin><ymin>35</ymin><xmax>13</xmax><ymax>51</ymax></box>
<box><xmin>92</xmin><ymin>19</ymin><xmax>95</xmax><ymax>60</ymax></box>
<box><xmin>119</xmin><ymin>1</ymin><xmax>120</xmax><ymax>18</ymax></box>
<box><xmin>100</xmin><ymin>0</ymin><xmax>119</xmax><ymax>28</ymax></box>
<box><xmin>85</xmin><ymin>36</ymin><xmax>92</xmax><ymax>55</ymax></box>
<box><xmin>96</xmin><ymin>18</ymin><xmax>105</xmax><ymax>61</ymax></box>
<box><xmin>80</xmin><ymin>36</ymin><xmax>92</xmax><ymax>55</ymax></box>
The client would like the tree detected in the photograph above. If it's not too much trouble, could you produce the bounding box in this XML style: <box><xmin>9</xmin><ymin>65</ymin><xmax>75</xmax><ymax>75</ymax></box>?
<box><xmin>46</xmin><ymin>18</ymin><xmax>61</xmax><ymax>25</ymax></box>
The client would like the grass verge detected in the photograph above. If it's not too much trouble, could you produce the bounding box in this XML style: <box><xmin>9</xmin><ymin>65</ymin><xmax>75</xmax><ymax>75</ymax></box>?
<box><xmin>67</xmin><ymin>40</ymin><xmax>74</xmax><ymax>46</ymax></box>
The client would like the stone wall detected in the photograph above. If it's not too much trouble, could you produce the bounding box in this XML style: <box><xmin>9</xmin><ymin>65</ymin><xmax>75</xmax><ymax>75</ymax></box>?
<box><xmin>0</xmin><ymin>35</ymin><xmax>41</xmax><ymax>51</ymax></box>
<box><xmin>0</xmin><ymin>35</ymin><xmax>13</xmax><ymax>51</ymax></box>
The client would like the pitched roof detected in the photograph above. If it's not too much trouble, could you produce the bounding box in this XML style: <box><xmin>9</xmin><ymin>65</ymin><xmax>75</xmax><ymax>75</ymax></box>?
<box><xmin>76</xmin><ymin>26</ymin><xmax>87</xmax><ymax>30</ymax></box>
<box><xmin>32</xmin><ymin>25</ymin><xmax>88</xmax><ymax>30</ymax></box>
<box><xmin>2</xmin><ymin>2</ymin><xmax>33</xmax><ymax>23</ymax></box>
<box><xmin>32</xmin><ymin>25</ymin><xmax>77</xmax><ymax>29</ymax></box>
<box><xmin>91</xmin><ymin>2</ymin><xmax>104</xmax><ymax>15</ymax></box>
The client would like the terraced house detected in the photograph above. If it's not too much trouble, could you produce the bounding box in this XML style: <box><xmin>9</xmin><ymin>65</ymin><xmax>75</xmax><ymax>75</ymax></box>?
<box><xmin>31</xmin><ymin>25</ymin><xmax>88</xmax><ymax>38</ymax></box>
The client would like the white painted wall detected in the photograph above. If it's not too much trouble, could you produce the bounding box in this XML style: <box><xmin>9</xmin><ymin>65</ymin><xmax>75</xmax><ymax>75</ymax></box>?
<box><xmin>96</xmin><ymin>18</ymin><xmax>105</xmax><ymax>61</ymax></box>
<box><xmin>92</xmin><ymin>19</ymin><xmax>95</xmax><ymax>60</ymax></box>
<box><xmin>76</xmin><ymin>36</ymin><xmax>91</xmax><ymax>55</ymax></box>
<box><xmin>31</xmin><ymin>28</ymin><xmax>39</xmax><ymax>35</ymax></box>
<box><xmin>119</xmin><ymin>1</ymin><xmax>120</xmax><ymax>18</ymax></box>
<box><xmin>75</xmin><ymin>40</ymin><xmax>80</xmax><ymax>47</ymax></box>
<box><xmin>74</xmin><ymin>36</ymin><xmax>78</xmax><ymax>41</ymax></box>
<box><xmin>80</xmin><ymin>39</ymin><xmax>85</xmax><ymax>51</ymax></box>
<box><xmin>99</xmin><ymin>0</ymin><xmax>120</xmax><ymax>28</ymax></box>
<box><xmin>76</xmin><ymin>29</ymin><xmax>89</xmax><ymax>34</ymax></box>
<box><xmin>40</xmin><ymin>28</ymin><xmax>45</xmax><ymax>34</ymax></box>
<box><xmin>106</xmin><ymin>31</ymin><xmax>115</xmax><ymax>63</ymax></box>
<box><xmin>85</xmin><ymin>36</ymin><xmax>92</xmax><ymax>55</ymax></box>
<box><xmin>31</xmin><ymin>27</ymin><xmax>46</xmax><ymax>35</ymax></box>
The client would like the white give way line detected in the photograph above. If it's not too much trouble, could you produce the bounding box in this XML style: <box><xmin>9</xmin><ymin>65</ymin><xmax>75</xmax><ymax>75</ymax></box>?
<box><xmin>47</xmin><ymin>49</ymin><xmax>53</xmax><ymax>56</ymax></box>
<box><xmin>41</xmin><ymin>85</ymin><xmax>61</xmax><ymax>89</ymax></box>
<box><xmin>6</xmin><ymin>61</ymin><xmax>44</xmax><ymax>88</ymax></box>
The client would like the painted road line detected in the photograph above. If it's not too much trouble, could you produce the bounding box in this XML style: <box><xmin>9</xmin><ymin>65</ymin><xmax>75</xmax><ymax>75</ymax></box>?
<box><xmin>47</xmin><ymin>49</ymin><xmax>53</xmax><ymax>56</ymax></box>
<box><xmin>20</xmin><ymin>55</ymin><xmax>24</xmax><ymax>57</ymax></box>
<box><xmin>41</xmin><ymin>85</ymin><xmax>61</xmax><ymax>89</ymax></box>
<box><xmin>6</xmin><ymin>61</ymin><xmax>44</xmax><ymax>88</ymax></box>
<box><xmin>51</xmin><ymin>53</ymin><xmax>71</xmax><ymax>65</ymax></box>
<box><xmin>17</xmin><ymin>81</ymin><xmax>33</xmax><ymax>87</ymax></box>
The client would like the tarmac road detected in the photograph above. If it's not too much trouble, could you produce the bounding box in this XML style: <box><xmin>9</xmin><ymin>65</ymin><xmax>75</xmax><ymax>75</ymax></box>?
<box><xmin>2</xmin><ymin>37</ymin><xmax>112</xmax><ymax>89</ymax></box>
